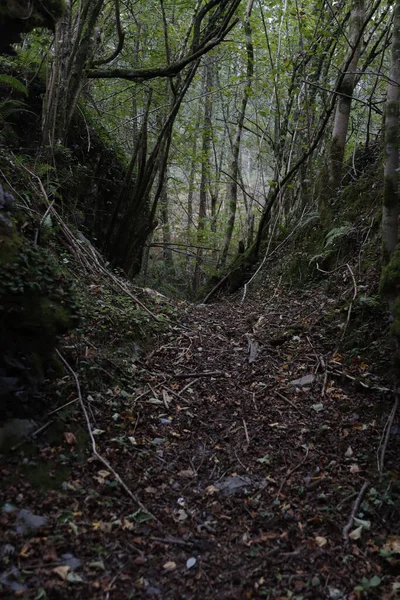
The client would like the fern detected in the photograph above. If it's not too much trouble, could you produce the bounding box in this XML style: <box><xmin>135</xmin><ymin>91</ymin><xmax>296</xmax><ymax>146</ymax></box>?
<box><xmin>0</xmin><ymin>99</ymin><xmax>34</xmax><ymax>119</ymax></box>
<box><xmin>0</xmin><ymin>75</ymin><xmax>28</xmax><ymax>96</ymax></box>
<box><xmin>325</xmin><ymin>223</ymin><xmax>353</xmax><ymax>247</ymax></box>
<box><xmin>299</xmin><ymin>210</ymin><xmax>319</xmax><ymax>229</ymax></box>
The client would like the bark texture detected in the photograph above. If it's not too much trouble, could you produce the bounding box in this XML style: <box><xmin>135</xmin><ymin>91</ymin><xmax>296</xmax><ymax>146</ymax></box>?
<box><xmin>329</xmin><ymin>0</ymin><xmax>365</xmax><ymax>189</ymax></box>
<box><xmin>382</xmin><ymin>0</ymin><xmax>400</xmax><ymax>262</ymax></box>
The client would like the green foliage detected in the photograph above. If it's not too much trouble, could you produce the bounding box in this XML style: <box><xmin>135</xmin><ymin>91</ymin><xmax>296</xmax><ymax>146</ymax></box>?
<box><xmin>0</xmin><ymin>220</ymin><xmax>80</xmax><ymax>359</ymax></box>
<box><xmin>325</xmin><ymin>224</ymin><xmax>354</xmax><ymax>248</ymax></box>
<box><xmin>0</xmin><ymin>98</ymin><xmax>33</xmax><ymax>119</ymax></box>
<box><xmin>0</xmin><ymin>74</ymin><xmax>28</xmax><ymax>95</ymax></box>
<box><xmin>354</xmin><ymin>575</ymin><xmax>382</xmax><ymax>595</ymax></box>
<box><xmin>0</xmin><ymin>72</ymin><xmax>34</xmax><ymax>142</ymax></box>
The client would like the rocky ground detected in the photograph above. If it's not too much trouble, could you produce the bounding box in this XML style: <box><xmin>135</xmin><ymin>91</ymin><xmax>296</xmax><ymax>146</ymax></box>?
<box><xmin>1</xmin><ymin>281</ymin><xmax>399</xmax><ymax>599</ymax></box>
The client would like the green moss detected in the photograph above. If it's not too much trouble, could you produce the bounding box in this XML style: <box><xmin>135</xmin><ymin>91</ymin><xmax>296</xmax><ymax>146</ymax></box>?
<box><xmin>22</xmin><ymin>460</ymin><xmax>71</xmax><ymax>490</ymax></box>
<box><xmin>0</xmin><ymin>216</ymin><xmax>79</xmax><ymax>369</ymax></box>
<box><xmin>379</xmin><ymin>248</ymin><xmax>400</xmax><ymax>297</ymax></box>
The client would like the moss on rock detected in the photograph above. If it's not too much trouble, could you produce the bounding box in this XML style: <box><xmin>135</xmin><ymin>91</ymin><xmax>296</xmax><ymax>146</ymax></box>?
<box><xmin>0</xmin><ymin>211</ymin><xmax>79</xmax><ymax>361</ymax></box>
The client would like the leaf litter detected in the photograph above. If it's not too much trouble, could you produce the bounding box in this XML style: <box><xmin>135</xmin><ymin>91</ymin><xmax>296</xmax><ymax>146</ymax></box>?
<box><xmin>0</xmin><ymin>285</ymin><xmax>399</xmax><ymax>599</ymax></box>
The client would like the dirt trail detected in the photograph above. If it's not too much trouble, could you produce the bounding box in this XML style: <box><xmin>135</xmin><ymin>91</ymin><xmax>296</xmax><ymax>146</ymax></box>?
<box><xmin>1</xmin><ymin>287</ymin><xmax>398</xmax><ymax>599</ymax></box>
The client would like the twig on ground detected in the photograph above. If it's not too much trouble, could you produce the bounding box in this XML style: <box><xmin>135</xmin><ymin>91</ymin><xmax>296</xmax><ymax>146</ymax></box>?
<box><xmin>11</xmin><ymin>420</ymin><xmax>54</xmax><ymax>451</ymax></box>
<box><xmin>377</xmin><ymin>390</ymin><xmax>399</xmax><ymax>477</ymax></box>
<box><xmin>321</xmin><ymin>369</ymin><xmax>328</xmax><ymax>398</ymax></box>
<box><xmin>174</xmin><ymin>371</ymin><xmax>229</xmax><ymax>379</ymax></box>
<box><xmin>179</xmin><ymin>379</ymin><xmax>198</xmax><ymax>395</ymax></box>
<box><xmin>162</xmin><ymin>385</ymin><xmax>182</xmax><ymax>401</ymax></box>
<box><xmin>203</xmin><ymin>272</ymin><xmax>231</xmax><ymax>304</ymax></box>
<box><xmin>334</xmin><ymin>263</ymin><xmax>357</xmax><ymax>353</ymax></box>
<box><xmin>150</xmin><ymin>537</ymin><xmax>194</xmax><ymax>547</ymax></box>
<box><xmin>342</xmin><ymin>480</ymin><xmax>369</xmax><ymax>544</ymax></box>
<box><xmin>242</xmin><ymin>418</ymin><xmax>250</xmax><ymax>445</ymax></box>
<box><xmin>56</xmin><ymin>350</ymin><xmax>157</xmax><ymax>521</ymax></box>
<box><xmin>47</xmin><ymin>398</ymin><xmax>78</xmax><ymax>416</ymax></box>
<box><xmin>276</xmin><ymin>445</ymin><xmax>310</xmax><ymax>498</ymax></box>
<box><xmin>276</xmin><ymin>391</ymin><xmax>305</xmax><ymax>416</ymax></box>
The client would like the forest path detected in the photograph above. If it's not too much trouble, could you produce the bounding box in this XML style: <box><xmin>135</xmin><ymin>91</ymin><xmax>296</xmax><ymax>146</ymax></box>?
<box><xmin>0</xmin><ymin>286</ymin><xmax>396</xmax><ymax>599</ymax></box>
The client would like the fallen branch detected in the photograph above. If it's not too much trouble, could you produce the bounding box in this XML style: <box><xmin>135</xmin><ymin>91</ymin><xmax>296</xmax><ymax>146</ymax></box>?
<box><xmin>20</xmin><ymin>165</ymin><xmax>160</xmax><ymax>323</ymax></box>
<box><xmin>342</xmin><ymin>480</ymin><xmax>369</xmax><ymax>544</ymax></box>
<box><xmin>56</xmin><ymin>350</ymin><xmax>157</xmax><ymax>521</ymax></box>
<box><xmin>173</xmin><ymin>370</ymin><xmax>229</xmax><ymax>379</ymax></box>
<box><xmin>203</xmin><ymin>272</ymin><xmax>231</xmax><ymax>304</ymax></box>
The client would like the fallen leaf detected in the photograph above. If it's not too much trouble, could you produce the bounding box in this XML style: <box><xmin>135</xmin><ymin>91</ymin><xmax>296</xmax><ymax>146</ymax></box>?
<box><xmin>128</xmin><ymin>509</ymin><xmax>153</xmax><ymax>524</ymax></box>
<box><xmin>345</xmin><ymin>446</ymin><xmax>353</xmax><ymax>458</ymax></box>
<box><xmin>163</xmin><ymin>561</ymin><xmax>177</xmax><ymax>572</ymax></box>
<box><xmin>186</xmin><ymin>557</ymin><xmax>197</xmax><ymax>569</ymax></box>
<box><xmin>315</xmin><ymin>536</ymin><xmax>327</xmax><ymax>547</ymax></box>
<box><xmin>383</xmin><ymin>536</ymin><xmax>400</xmax><ymax>554</ymax></box>
<box><xmin>19</xmin><ymin>544</ymin><xmax>32</xmax><ymax>557</ymax></box>
<box><xmin>122</xmin><ymin>518</ymin><xmax>135</xmax><ymax>530</ymax></box>
<box><xmin>98</xmin><ymin>470</ymin><xmax>110</xmax><ymax>479</ymax></box>
<box><xmin>53</xmin><ymin>565</ymin><xmax>71</xmax><ymax>580</ymax></box>
<box><xmin>64</xmin><ymin>432</ymin><xmax>77</xmax><ymax>445</ymax></box>
<box><xmin>177</xmin><ymin>509</ymin><xmax>188</xmax><ymax>521</ymax></box>
<box><xmin>354</xmin><ymin>518</ymin><xmax>371</xmax><ymax>530</ymax></box>
<box><xmin>349</xmin><ymin>525</ymin><xmax>363</xmax><ymax>540</ymax></box>
<box><xmin>89</xmin><ymin>560</ymin><xmax>105</xmax><ymax>571</ymax></box>
<box><xmin>205</xmin><ymin>484</ymin><xmax>219</xmax><ymax>495</ymax></box>
<box><xmin>66</xmin><ymin>572</ymin><xmax>84</xmax><ymax>583</ymax></box>
<box><xmin>69</xmin><ymin>521</ymin><xmax>79</xmax><ymax>536</ymax></box>
<box><xmin>177</xmin><ymin>469</ymin><xmax>196</xmax><ymax>478</ymax></box>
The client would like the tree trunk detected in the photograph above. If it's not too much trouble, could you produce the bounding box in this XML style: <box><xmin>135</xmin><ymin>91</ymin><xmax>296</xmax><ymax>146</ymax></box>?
<box><xmin>193</xmin><ymin>56</ymin><xmax>214</xmax><ymax>293</ymax></box>
<box><xmin>219</xmin><ymin>0</ymin><xmax>254</xmax><ymax>269</ymax></box>
<box><xmin>382</xmin><ymin>0</ymin><xmax>400</xmax><ymax>263</ymax></box>
<box><xmin>329</xmin><ymin>0</ymin><xmax>365</xmax><ymax>189</ymax></box>
<box><xmin>160</xmin><ymin>169</ymin><xmax>175</xmax><ymax>273</ymax></box>
<box><xmin>42</xmin><ymin>0</ymin><xmax>104</xmax><ymax>150</ymax></box>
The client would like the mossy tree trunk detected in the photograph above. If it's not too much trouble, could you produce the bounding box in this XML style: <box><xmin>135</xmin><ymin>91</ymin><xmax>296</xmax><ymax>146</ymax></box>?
<box><xmin>193</xmin><ymin>55</ymin><xmax>214</xmax><ymax>294</ymax></box>
<box><xmin>382</xmin><ymin>0</ymin><xmax>400</xmax><ymax>263</ymax></box>
<box><xmin>42</xmin><ymin>0</ymin><xmax>104</xmax><ymax>150</ymax></box>
<box><xmin>329</xmin><ymin>0</ymin><xmax>365</xmax><ymax>190</ymax></box>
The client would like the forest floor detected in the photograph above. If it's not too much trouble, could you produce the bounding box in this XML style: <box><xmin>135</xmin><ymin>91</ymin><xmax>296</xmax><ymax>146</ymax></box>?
<box><xmin>1</xmin><ymin>281</ymin><xmax>400</xmax><ymax>600</ymax></box>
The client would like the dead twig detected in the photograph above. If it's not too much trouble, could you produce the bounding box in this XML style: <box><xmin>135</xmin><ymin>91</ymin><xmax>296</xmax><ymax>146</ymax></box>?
<box><xmin>276</xmin><ymin>391</ymin><xmax>305</xmax><ymax>416</ymax></box>
<box><xmin>179</xmin><ymin>379</ymin><xmax>199</xmax><ymax>395</ymax></box>
<box><xmin>47</xmin><ymin>398</ymin><xmax>78</xmax><ymax>416</ymax></box>
<box><xmin>150</xmin><ymin>536</ymin><xmax>194</xmax><ymax>547</ymax></box>
<box><xmin>342</xmin><ymin>480</ymin><xmax>369</xmax><ymax>544</ymax></box>
<box><xmin>334</xmin><ymin>263</ymin><xmax>357</xmax><ymax>353</ymax></box>
<box><xmin>377</xmin><ymin>390</ymin><xmax>399</xmax><ymax>477</ymax></box>
<box><xmin>174</xmin><ymin>371</ymin><xmax>229</xmax><ymax>379</ymax></box>
<box><xmin>56</xmin><ymin>350</ymin><xmax>157</xmax><ymax>521</ymax></box>
<box><xmin>21</xmin><ymin>165</ymin><xmax>160</xmax><ymax>323</ymax></box>
<box><xmin>276</xmin><ymin>446</ymin><xmax>310</xmax><ymax>498</ymax></box>
<box><xmin>11</xmin><ymin>420</ymin><xmax>54</xmax><ymax>451</ymax></box>
<box><xmin>242</xmin><ymin>418</ymin><xmax>250</xmax><ymax>445</ymax></box>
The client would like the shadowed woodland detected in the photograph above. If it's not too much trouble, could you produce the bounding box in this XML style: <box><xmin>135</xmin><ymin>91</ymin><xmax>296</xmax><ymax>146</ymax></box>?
<box><xmin>1</xmin><ymin>0</ymin><xmax>400</xmax><ymax>598</ymax></box>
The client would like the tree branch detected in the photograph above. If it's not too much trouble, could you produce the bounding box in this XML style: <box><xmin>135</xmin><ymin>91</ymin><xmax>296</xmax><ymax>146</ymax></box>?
<box><xmin>88</xmin><ymin>31</ymin><xmax>235</xmax><ymax>81</ymax></box>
